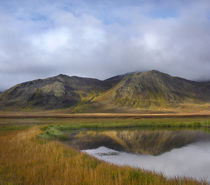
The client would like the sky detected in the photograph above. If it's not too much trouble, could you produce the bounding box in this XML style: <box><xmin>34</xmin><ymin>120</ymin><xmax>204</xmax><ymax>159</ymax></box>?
<box><xmin>0</xmin><ymin>0</ymin><xmax>210</xmax><ymax>90</ymax></box>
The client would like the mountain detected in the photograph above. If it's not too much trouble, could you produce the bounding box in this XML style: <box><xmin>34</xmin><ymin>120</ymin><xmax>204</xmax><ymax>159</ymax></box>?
<box><xmin>0</xmin><ymin>75</ymin><xmax>108</xmax><ymax>109</ymax></box>
<box><xmin>0</xmin><ymin>70</ymin><xmax>210</xmax><ymax>111</ymax></box>
<box><xmin>95</xmin><ymin>70</ymin><xmax>210</xmax><ymax>108</ymax></box>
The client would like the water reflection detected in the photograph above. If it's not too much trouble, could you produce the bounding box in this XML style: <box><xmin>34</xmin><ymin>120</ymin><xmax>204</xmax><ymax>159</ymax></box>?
<box><xmin>83</xmin><ymin>142</ymin><xmax>210</xmax><ymax>182</ymax></box>
<box><xmin>64</xmin><ymin>128</ymin><xmax>210</xmax><ymax>181</ymax></box>
<box><xmin>65</xmin><ymin>128</ymin><xmax>210</xmax><ymax>155</ymax></box>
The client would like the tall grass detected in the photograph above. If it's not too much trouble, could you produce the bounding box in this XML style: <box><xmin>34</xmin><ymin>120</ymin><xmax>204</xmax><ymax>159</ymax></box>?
<box><xmin>0</xmin><ymin>127</ymin><xmax>207</xmax><ymax>185</ymax></box>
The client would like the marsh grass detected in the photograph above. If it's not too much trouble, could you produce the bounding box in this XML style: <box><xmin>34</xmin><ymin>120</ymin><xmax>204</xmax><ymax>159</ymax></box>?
<box><xmin>0</xmin><ymin>127</ymin><xmax>208</xmax><ymax>185</ymax></box>
<box><xmin>0</xmin><ymin>125</ymin><xmax>31</xmax><ymax>134</ymax></box>
<box><xmin>39</xmin><ymin>117</ymin><xmax>210</xmax><ymax>140</ymax></box>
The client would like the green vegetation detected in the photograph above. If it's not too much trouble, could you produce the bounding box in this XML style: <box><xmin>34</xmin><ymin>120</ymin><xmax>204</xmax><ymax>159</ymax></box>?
<box><xmin>0</xmin><ymin>124</ymin><xmax>31</xmax><ymax>133</ymax></box>
<box><xmin>39</xmin><ymin>127</ymin><xmax>68</xmax><ymax>140</ymax></box>
<box><xmin>39</xmin><ymin>117</ymin><xmax>210</xmax><ymax>140</ymax></box>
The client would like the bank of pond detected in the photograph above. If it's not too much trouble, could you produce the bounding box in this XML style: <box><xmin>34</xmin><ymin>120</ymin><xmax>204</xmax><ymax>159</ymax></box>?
<box><xmin>42</xmin><ymin>124</ymin><xmax>210</xmax><ymax>183</ymax></box>
<box><xmin>1</xmin><ymin>118</ymin><xmax>210</xmax><ymax>185</ymax></box>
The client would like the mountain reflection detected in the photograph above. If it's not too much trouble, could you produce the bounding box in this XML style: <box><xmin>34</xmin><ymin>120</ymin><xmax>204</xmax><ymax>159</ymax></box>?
<box><xmin>65</xmin><ymin>129</ymin><xmax>210</xmax><ymax>155</ymax></box>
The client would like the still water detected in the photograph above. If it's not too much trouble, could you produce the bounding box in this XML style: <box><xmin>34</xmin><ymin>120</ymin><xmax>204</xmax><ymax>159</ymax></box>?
<box><xmin>64</xmin><ymin>128</ymin><xmax>210</xmax><ymax>182</ymax></box>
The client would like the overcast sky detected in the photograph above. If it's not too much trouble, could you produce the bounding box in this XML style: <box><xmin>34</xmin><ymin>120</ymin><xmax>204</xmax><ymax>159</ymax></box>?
<box><xmin>0</xmin><ymin>0</ymin><xmax>210</xmax><ymax>90</ymax></box>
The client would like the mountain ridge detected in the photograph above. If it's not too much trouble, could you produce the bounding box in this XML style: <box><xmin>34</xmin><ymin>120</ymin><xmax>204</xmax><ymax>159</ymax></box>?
<box><xmin>0</xmin><ymin>70</ymin><xmax>210</xmax><ymax>112</ymax></box>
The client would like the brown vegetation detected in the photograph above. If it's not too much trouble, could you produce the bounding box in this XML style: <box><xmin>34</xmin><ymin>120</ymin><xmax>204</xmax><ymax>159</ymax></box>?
<box><xmin>1</xmin><ymin>111</ymin><xmax>210</xmax><ymax>119</ymax></box>
<box><xmin>0</xmin><ymin>127</ymin><xmax>208</xmax><ymax>185</ymax></box>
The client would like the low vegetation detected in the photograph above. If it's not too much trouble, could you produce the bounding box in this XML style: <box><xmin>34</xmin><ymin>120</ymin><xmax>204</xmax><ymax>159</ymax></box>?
<box><xmin>39</xmin><ymin>117</ymin><xmax>210</xmax><ymax>140</ymax></box>
<box><xmin>0</xmin><ymin>126</ymin><xmax>208</xmax><ymax>185</ymax></box>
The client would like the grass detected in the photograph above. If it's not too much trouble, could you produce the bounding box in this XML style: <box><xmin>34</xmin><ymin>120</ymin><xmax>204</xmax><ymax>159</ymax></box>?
<box><xmin>0</xmin><ymin>117</ymin><xmax>210</xmax><ymax>184</ymax></box>
<box><xmin>0</xmin><ymin>127</ymin><xmax>208</xmax><ymax>185</ymax></box>
<box><xmin>38</xmin><ymin>117</ymin><xmax>210</xmax><ymax>140</ymax></box>
<box><xmin>0</xmin><ymin>125</ymin><xmax>31</xmax><ymax>133</ymax></box>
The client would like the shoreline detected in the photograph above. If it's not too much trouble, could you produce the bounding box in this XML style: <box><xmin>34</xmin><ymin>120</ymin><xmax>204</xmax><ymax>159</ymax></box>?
<box><xmin>0</xmin><ymin>112</ymin><xmax>210</xmax><ymax>119</ymax></box>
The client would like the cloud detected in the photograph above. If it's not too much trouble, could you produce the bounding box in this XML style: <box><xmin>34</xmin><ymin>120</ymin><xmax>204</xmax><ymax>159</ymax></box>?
<box><xmin>84</xmin><ymin>142</ymin><xmax>210</xmax><ymax>182</ymax></box>
<box><xmin>0</xmin><ymin>0</ymin><xmax>210</xmax><ymax>90</ymax></box>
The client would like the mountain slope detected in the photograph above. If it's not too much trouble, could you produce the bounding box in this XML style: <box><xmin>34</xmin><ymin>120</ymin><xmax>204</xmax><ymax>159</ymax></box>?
<box><xmin>0</xmin><ymin>70</ymin><xmax>210</xmax><ymax>111</ymax></box>
<box><xmin>96</xmin><ymin>70</ymin><xmax>210</xmax><ymax>108</ymax></box>
<box><xmin>0</xmin><ymin>74</ymin><xmax>110</xmax><ymax>109</ymax></box>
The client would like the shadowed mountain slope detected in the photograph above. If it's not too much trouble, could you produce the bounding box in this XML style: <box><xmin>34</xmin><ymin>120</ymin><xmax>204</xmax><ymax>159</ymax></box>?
<box><xmin>0</xmin><ymin>70</ymin><xmax>210</xmax><ymax>110</ymax></box>
<box><xmin>0</xmin><ymin>74</ymin><xmax>118</xmax><ymax>109</ymax></box>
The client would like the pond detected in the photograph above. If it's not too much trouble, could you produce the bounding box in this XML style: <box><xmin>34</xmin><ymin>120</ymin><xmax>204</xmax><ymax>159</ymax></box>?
<box><xmin>63</xmin><ymin>128</ymin><xmax>210</xmax><ymax>182</ymax></box>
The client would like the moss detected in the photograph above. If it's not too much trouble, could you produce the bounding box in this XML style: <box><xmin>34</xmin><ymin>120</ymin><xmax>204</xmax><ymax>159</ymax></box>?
<box><xmin>39</xmin><ymin>127</ymin><xmax>67</xmax><ymax>140</ymax></box>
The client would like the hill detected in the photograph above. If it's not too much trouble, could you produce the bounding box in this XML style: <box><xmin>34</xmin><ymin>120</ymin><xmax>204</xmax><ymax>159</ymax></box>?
<box><xmin>0</xmin><ymin>74</ymin><xmax>112</xmax><ymax>109</ymax></box>
<box><xmin>95</xmin><ymin>70</ymin><xmax>210</xmax><ymax>108</ymax></box>
<box><xmin>0</xmin><ymin>70</ymin><xmax>210</xmax><ymax>111</ymax></box>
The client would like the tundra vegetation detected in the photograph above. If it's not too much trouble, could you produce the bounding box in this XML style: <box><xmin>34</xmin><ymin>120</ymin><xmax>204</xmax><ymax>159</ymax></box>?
<box><xmin>0</xmin><ymin>117</ymin><xmax>210</xmax><ymax>185</ymax></box>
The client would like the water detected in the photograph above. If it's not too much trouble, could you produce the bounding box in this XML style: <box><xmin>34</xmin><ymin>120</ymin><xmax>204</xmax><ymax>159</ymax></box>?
<box><xmin>64</xmin><ymin>128</ymin><xmax>210</xmax><ymax>182</ymax></box>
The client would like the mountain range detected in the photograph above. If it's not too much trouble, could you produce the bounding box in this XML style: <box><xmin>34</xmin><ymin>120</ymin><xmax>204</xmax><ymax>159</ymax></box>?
<box><xmin>0</xmin><ymin>70</ymin><xmax>210</xmax><ymax>112</ymax></box>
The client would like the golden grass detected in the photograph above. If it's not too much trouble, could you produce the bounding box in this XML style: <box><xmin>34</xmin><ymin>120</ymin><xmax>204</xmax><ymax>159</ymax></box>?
<box><xmin>0</xmin><ymin>127</ymin><xmax>208</xmax><ymax>185</ymax></box>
